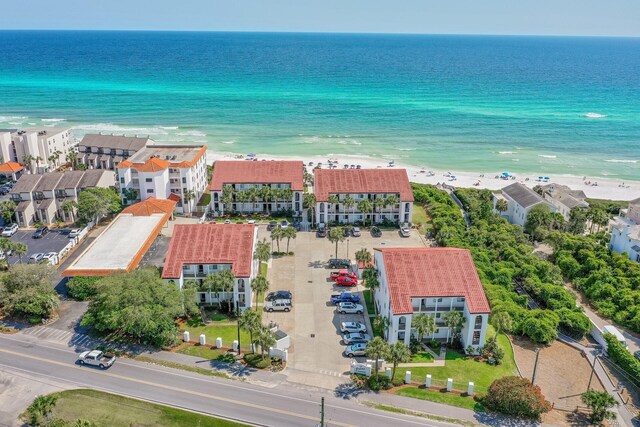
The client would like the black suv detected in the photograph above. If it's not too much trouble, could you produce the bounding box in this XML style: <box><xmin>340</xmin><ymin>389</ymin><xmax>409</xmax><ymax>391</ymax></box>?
<box><xmin>266</xmin><ymin>290</ymin><xmax>293</xmax><ymax>301</ymax></box>
<box><xmin>267</xmin><ymin>221</ymin><xmax>278</xmax><ymax>231</ymax></box>
<box><xmin>370</xmin><ymin>226</ymin><xmax>382</xmax><ymax>237</ymax></box>
<box><xmin>32</xmin><ymin>226</ymin><xmax>49</xmax><ymax>239</ymax></box>
<box><xmin>316</xmin><ymin>225</ymin><xmax>327</xmax><ymax>238</ymax></box>
<box><xmin>328</xmin><ymin>258</ymin><xmax>351</xmax><ymax>269</ymax></box>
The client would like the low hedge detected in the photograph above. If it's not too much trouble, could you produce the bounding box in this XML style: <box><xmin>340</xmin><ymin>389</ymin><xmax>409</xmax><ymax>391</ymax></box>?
<box><xmin>604</xmin><ymin>333</ymin><xmax>640</xmax><ymax>385</ymax></box>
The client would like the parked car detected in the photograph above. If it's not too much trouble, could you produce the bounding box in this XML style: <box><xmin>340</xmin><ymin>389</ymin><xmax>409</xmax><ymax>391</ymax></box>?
<box><xmin>342</xmin><ymin>227</ymin><xmax>350</xmax><ymax>237</ymax></box>
<box><xmin>68</xmin><ymin>228</ymin><xmax>81</xmax><ymax>238</ymax></box>
<box><xmin>635</xmin><ymin>350</ymin><xmax>640</xmax><ymax>362</ymax></box>
<box><xmin>28</xmin><ymin>253</ymin><xmax>44</xmax><ymax>264</ymax></box>
<box><xmin>370</xmin><ymin>226</ymin><xmax>382</xmax><ymax>237</ymax></box>
<box><xmin>330</xmin><ymin>269</ymin><xmax>357</xmax><ymax>281</ymax></box>
<box><xmin>0</xmin><ymin>187</ymin><xmax>9</xmax><ymax>195</ymax></box>
<box><xmin>340</xmin><ymin>321</ymin><xmax>367</xmax><ymax>333</ymax></box>
<box><xmin>351</xmin><ymin>227</ymin><xmax>361</xmax><ymax>237</ymax></box>
<box><xmin>316</xmin><ymin>224</ymin><xmax>327</xmax><ymax>238</ymax></box>
<box><xmin>77</xmin><ymin>350</ymin><xmax>116</xmax><ymax>369</ymax></box>
<box><xmin>342</xmin><ymin>332</ymin><xmax>371</xmax><ymax>344</ymax></box>
<box><xmin>1</xmin><ymin>223</ymin><xmax>18</xmax><ymax>237</ymax></box>
<box><xmin>223</xmin><ymin>219</ymin><xmax>232</xmax><ymax>224</ymax></box>
<box><xmin>335</xmin><ymin>276</ymin><xmax>358</xmax><ymax>287</ymax></box>
<box><xmin>400</xmin><ymin>226</ymin><xmax>411</xmax><ymax>237</ymax></box>
<box><xmin>337</xmin><ymin>302</ymin><xmax>364</xmax><ymax>314</ymax></box>
<box><xmin>280</xmin><ymin>220</ymin><xmax>289</xmax><ymax>229</ymax></box>
<box><xmin>264</xmin><ymin>300</ymin><xmax>292</xmax><ymax>312</ymax></box>
<box><xmin>41</xmin><ymin>252</ymin><xmax>59</xmax><ymax>265</ymax></box>
<box><xmin>266</xmin><ymin>290</ymin><xmax>292</xmax><ymax>301</ymax></box>
<box><xmin>267</xmin><ymin>221</ymin><xmax>278</xmax><ymax>231</ymax></box>
<box><xmin>327</xmin><ymin>258</ymin><xmax>351</xmax><ymax>269</ymax></box>
<box><xmin>344</xmin><ymin>343</ymin><xmax>368</xmax><ymax>357</ymax></box>
<box><xmin>32</xmin><ymin>226</ymin><xmax>49</xmax><ymax>238</ymax></box>
<box><xmin>331</xmin><ymin>292</ymin><xmax>361</xmax><ymax>305</ymax></box>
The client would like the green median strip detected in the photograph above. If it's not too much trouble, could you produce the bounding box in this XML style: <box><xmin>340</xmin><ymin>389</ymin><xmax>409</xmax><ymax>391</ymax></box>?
<box><xmin>362</xmin><ymin>401</ymin><xmax>478</xmax><ymax>427</ymax></box>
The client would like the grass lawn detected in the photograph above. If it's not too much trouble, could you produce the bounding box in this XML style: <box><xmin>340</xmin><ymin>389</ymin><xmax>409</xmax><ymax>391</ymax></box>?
<box><xmin>202</xmin><ymin>309</ymin><xmax>232</xmax><ymax>322</ymax></box>
<box><xmin>362</xmin><ymin>289</ymin><xmax>376</xmax><ymax>316</ymax></box>
<box><xmin>404</xmin><ymin>332</ymin><xmax>517</xmax><ymax>393</ymax></box>
<box><xmin>179</xmin><ymin>323</ymin><xmax>252</xmax><ymax>350</ymax></box>
<box><xmin>396</xmin><ymin>387</ymin><xmax>485</xmax><ymax>412</ymax></box>
<box><xmin>44</xmin><ymin>389</ymin><xmax>248</xmax><ymax>426</ymax></box>
<box><xmin>410</xmin><ymin>351</ymin><xmax>434</xmax><ymax>363</ymax></box>
<box><xmin>412</xmin><ymin>204</ymin><xmax>432</xmax><ymax>230</ymax></box>
<box><xmin>260</xmin><ymin>262</ymin><xmax>268</xmax><ymax>277</ymax></box>
<box><xmin>197</xmin><ymin>192</ymin><xmax>211</xmax><ymax>206</ymax></box>
<box><xmin>177</xmin><ymin>344</ymin><xmax>229</xmax><ymax>360</ymax></box>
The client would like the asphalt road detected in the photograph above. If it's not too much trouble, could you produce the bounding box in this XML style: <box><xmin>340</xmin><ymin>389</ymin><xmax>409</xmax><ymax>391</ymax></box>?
<box><xmin>0</xmin><ymin>334</ymin><xmax>446</xmax><ymax>427</ymax></box>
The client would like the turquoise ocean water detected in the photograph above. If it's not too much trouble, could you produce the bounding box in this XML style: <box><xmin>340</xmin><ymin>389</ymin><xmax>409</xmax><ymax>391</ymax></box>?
<box><xmin>0</xmin><ymin>31</ymin><xmax>638</xmax><ymax>179</ymax></box>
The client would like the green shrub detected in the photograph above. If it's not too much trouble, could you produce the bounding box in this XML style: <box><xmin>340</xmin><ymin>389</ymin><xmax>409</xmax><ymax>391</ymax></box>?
<box><xmin>484</xmin><ymin>376</ymin><xmax>551</xmax><ymax>419</ymax></box>
<box><xmin>243</xmin><ymin>353</ymin><xmax>271</xmax><ymax>369</ymax></box>
<box><xmin>603</xmin><ymin>333</ymin><xmax>640</xmax><ymax>386</ymax></box>
<box><xmin>368</xmin><ymin>375</ymin><xmax>391</xmax><ymax>391</ymax></box>
<box><xmin>67</xmin><ymin>277</ymin><xmax>100</xmax><ymax>301</ymax></box>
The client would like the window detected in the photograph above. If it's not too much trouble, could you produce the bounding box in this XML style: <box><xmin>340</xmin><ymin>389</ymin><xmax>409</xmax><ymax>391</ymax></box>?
<box><xmin>398</xmin><ymin>316</ymin><xmax>406</xmax><ymax>330</ymax></box>
<box><xmin>475</xmin><ymin>316</ymin><xmax>483</xmax><ymax>329</ymax></box>
<box><xmin>405</xmin><ymin>203</ymin><xmax>410</xmax><ymax>212</ymax></box>
<box><xmin>435</xmin><ymin>313</ymin><xmax>441</xmax><ymax>319</ymax></box>
<box><xmin>472</xmin><ymin>331</ymin><xmax>481</xmax><ymax>346</ymax></box>
<box><xmin>182</xmin><ymin>177</ymin><xmax>186</xmax><ymax>184</ymax></box>
<box><xmin>146</xmin><ymin>189</ymin><xmax>154</xmax><ymax>194</ymax></box>
<box><xmin>457</xmin><ymin>297</ymin><xmax>465</xmax><ymax>302</ymax></box>
<box><xmin>320</xmin><ymin>203</ymin><xmax>325</xmax><ymax>213</ymax></box>
<box><xmin>433</xmin><ymin>298</ymin><xmax>443</xmax><ymax>303</ymax></box>
<box><xmin>120</xmin><ymin>177</ymin><xmax>125</xmax><ymax>184</ymax></box>
<box><xmin>145</xmin><ymin>178</ymin><xmax>152</xmax><ymax>183</ymax></box>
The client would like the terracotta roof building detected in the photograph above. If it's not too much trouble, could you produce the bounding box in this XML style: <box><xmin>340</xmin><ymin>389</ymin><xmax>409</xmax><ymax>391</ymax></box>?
<box><xmin>162</xmin><ymin>223</ymin><xmax>258</xmax><ymax>311</ymax></box>
<box><xmin>209</xmin><ymin>160</ymin><xmax>304</xmax><ymax>217</ymax></box>
<box><xmin>373</xmin><ymin>247</ymin><xmax>490</xmax><ymax>349</ymax></box>
<box><xmin>62</xmin><ymin>198</ymin><xmax>175</xmax><ymax>277</ymax></box>
<box><xmin>117</xmin><ymin>145</ymin><xmax>208</xmax><ymax>214</ymax></box>
<box><xmin>313</xmin><ymin>168</ymin><xmax>414</xmax><ymax>226</ymax></box>
<box><xmin>0</xmin><ymin>162</ymin><xmax>26</xmax><ymax>180</ymax></box>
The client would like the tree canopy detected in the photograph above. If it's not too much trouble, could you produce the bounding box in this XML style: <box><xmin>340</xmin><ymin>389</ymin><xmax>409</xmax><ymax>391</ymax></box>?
<box><xmin>0</xmin><ymin>264</ymin><xmax>58</xmax><ymax>320</ymax></box>
<box><xmin>77</xmin><ymin>187</ymin><xmax>122</xmax><ymax>223</ymax></box>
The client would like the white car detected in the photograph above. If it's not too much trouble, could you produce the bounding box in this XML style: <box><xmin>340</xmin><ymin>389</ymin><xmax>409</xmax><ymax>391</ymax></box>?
<box><xmin>400</xmin><ymin>226</ymin><xmax>411</xmax><ymax>237</ymax></box>
<box><xmin>1</xmin><ymin>224</ymin><xmax>18</xmax><ymax>237</ymax></box>
<box><xmin>337</xmin><ymin>302</ymin><xmax>364</xmax><ymax>314</ymax></box>
<box><xmin>340</xmin><ymin>321</ymin><xmax>367</xmax><ymax>333</ymax></box>
<box><xmin>344</xmin><ymin>343</ymin><xmax>367</xmax><ymax>357</ymax></box>
<box><xmin>29</xmin><ymin>253</ymin><xmax>45</xmax><ymax>263</ymax></box>
<box><xmin>342</xmin><ymin>332</ymin><xmax>371</xmax><ymax>344</ymax></box>
<box><xmin>68</xmin><ymin>228</ymin><xmax>81</xmax><ymax>238</ymax></box>
<box><xmin>41</xmin><ymin>252</ymin><xmax>59</xmax><ymax>265</ymax></box>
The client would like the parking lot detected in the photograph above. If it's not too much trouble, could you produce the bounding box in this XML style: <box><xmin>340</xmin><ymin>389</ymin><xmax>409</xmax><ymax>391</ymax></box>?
<box><xmin>6</xmin><ymin>228</ymin><xmax>72</xmax><ymax>265</ymax></box>
<box><xmin>261</xmin><ymin>225</ymin><xmax>426</xmax><ymax>379</ymax></box>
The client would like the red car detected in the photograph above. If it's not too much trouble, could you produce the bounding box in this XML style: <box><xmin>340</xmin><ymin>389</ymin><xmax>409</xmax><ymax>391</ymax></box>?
<box><xmin>330</xmin><ymin>269</ymin><xmax>357</xmax><ymax>281</ymax></box>
<box><xmin>335</xmin><ymin>276</ymin><xmax>358</xmax><ymax>287</ymax></box>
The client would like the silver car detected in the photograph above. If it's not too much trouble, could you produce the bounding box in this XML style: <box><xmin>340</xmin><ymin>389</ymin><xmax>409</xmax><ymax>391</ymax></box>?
<box><xmin>1</xmin><ymin>224</ymin><xmax>18</xmax><ymax>237</ymax></box>
<box><xmin>337</xmin><ymin>302</ymin><xmax>364</xmax><ymax>314</ymax></box>
<box><xmin>340</xmin><ymin>321</ymin><xmax>367</xmax><ymax>333</ymax></box>
<box><xmin>343</xmin><ymin>332</ymin><xmax>371</xmax><ymax>344</ymax></box>
<box><xmin>400</xmin><ymin>226</ymin><xmax>411</xmax><ymax>237</ymax></box>
<box><xmin>344</xmin><ymin>343</ymin><xmax>367</xmax><ymax>357</ymax></box>
<box><xmin>264</xmin><ymin>299</ymin><xmax>292</xmax><ymax>312</ymax></box>
<box><xmin>351</xmin><ymin>227</ymin><xmax>361</xmax><ymax>237</ymax></box>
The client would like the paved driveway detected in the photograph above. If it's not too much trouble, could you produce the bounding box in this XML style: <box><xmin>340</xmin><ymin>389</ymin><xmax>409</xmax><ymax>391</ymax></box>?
<box><xmin>261</xmin><ymin>225</ymin><xmax>426</xmax><ymax>380</ymax></box>
<box><xmin>7</xmin><ymin>228</ymin><xmax>72</xmax><ymax>264</ymax></box>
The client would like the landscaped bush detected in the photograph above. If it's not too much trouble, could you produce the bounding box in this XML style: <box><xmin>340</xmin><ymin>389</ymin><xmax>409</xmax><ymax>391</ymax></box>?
<box><xmin>243</xmin><ymin>353</ymin><xmax>271</xmax><ymax>369</ymax></box>
<box><xmin>368</xmin><ymin>375</ymin><xmax>391</xmax><ymax>391</ymax></box>
<box><xmin>483</xmin><ymin>376</ymin><xmax>551</xmax><ymax>419</ymax></box>
<box><xmin>66</xmin><ymin>277</ymin><xmax>100</xmax><ymax>301</ymax></box>
<box><xmin>603</xmin><ymin>333</ymin><xmax>640</xmax><ymax>386</ymax></box>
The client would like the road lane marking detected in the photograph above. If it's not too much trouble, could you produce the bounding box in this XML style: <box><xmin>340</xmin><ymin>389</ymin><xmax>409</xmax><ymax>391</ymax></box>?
<box><xmin>0</xmin><ymin>347</ymin><xmax>355</xmax><ymax>427</ymax></box>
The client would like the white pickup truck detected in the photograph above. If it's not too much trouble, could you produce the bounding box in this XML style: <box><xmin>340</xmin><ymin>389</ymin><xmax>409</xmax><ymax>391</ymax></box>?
<box><xmin>77</xmin><ymin>350</ymin><xmax>116</xmax><ymax>369</ymax></box>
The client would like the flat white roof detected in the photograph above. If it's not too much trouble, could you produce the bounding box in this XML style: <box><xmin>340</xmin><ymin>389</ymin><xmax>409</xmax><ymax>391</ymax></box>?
<box><xmin>67</xmin><ymin>214</ymin><xmax>165</xmax><ymax>272</ymax></box>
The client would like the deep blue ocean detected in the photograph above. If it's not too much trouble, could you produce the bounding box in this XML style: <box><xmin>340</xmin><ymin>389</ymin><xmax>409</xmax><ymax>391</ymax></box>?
<box><xmin>0</xmin><ymin>31</ymin><xmax>638</xmax><ymax>179</ymax></box>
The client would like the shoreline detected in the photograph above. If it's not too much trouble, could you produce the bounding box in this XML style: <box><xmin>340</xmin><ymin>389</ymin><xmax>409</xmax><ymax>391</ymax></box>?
<box><xmin>205</xmin><ymin>151</ymin><xmax>640</xmax><ymax>201</ymax></box>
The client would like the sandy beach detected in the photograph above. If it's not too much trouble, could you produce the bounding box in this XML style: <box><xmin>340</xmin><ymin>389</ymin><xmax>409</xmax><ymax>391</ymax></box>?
<box><xmin>206</xmin><ymin>151</ymin><xmax>640</xmax><ymax>202</ymax></box>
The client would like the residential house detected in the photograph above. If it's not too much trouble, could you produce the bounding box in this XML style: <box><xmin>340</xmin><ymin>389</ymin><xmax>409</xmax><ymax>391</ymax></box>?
<box><xmin>63</xmin><ymin>198</ymin><xmax>176</xmax><ymax>277</ymax></box>
<box><xmin>541</xmin><ymin>184</ymin><xmax>589</xmax><ymax>220</ymax></box>
<box><xmin>209</xmin><ymin>160</ymin><xmax>304</xmax><ymax>216</ymax></box>
<box><xmin>373</xmin><ymin>247</ymin><xmax>490</xmax><ymax>349</ymax></box>
<box><xmin>610</xmin><ymin>198</ymin><xmax>640</xmax><ymax>263</ymax></box>
<box><xmin>161</xmin><ymin>223</ymin><xmax>258</xmax><ymax>311</ymax></box>
<box><xmin>0</xmin><ymin>127</ymin><xmax>73</xmax><ymax>173</ymax></box>
<box><xmin>0</xmin><ymin>162</ymin><xmax>26</xmax><ymax>181</ymax></box>
<box><xmin>314</xmin><ymin>168</ymin><xmax>414</xmax><ymax>225</ymax></box>
<box><xmin>494</xmin><ymin>182</ymin><xmax>554</xmax><ymax>227</ymax></box>
<box><xmin>9</xmin><ymin>170</ymin><xmax>115</xmax><ymax>226</ymax></box>
<box><xmin>117</xmin><ymin>145</ymin><xmax>207</xmax><ymax>213</ymax></box>
<box><xmin>77</xmin><ymin>133</ymin><xmax>152</xmax><ymax>170</ymax></box>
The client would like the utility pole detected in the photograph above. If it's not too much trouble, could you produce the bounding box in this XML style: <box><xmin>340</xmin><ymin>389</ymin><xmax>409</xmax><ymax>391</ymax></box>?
<box><xmin>346</xmin><ymin>238</ymin><xmax>350</xmax><ymax>260</ymax></box>
<box><xmin>587</xmin><ymin>352</ymin><xmax>599</xmax><ymax>391</ymax></box>
<box><xmin>319</xmin><ymin>397</ymin><xmax>325</xmax><ymax>427</ymax></box>
<box><xmin>236</xmin><ymin>301</ymin><xmax>241</xmax><ymax>356</ymax></box>
<box><xmin>531</xmin><ymin>348</ymin><xmax>540</xmax><ymax>385</ymax></box>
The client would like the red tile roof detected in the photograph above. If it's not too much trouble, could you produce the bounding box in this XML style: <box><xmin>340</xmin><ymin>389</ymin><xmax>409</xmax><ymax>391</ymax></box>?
<box><xmin>209</xmin><ymin>160</ymin><xmax>304</xmax><ymax>191</ymax></box>
<box><xmin>162</xmin><ymin>223</ymin><xmax>256</xmax><ymax>279</ymax></box>
<box><xmin>314</xmin><ymin>169</ymin><xmax>414</xmax><ymax>202</ymax></box>
<box><xmin>0</xmin><ymin>162</ymin><xmax>25</xmax><ymax>173</ymax></box>
<box><xmin>375</xmin><ymin>248</ymin><xmax>490</xmax><ymax>314</ymax></box>
<box><xmin>168</xmin><ymin>193</ymin><xmax>182</xmax><ymax>202</ymax></box>
<box><xmin>122</xmin><ymin>198</ymin><xmax>176</xmax><ymax>216</ymax></box>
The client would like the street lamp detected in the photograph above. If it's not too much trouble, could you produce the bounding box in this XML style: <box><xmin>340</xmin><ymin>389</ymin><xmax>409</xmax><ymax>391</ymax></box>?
<box><xmin>346</xmin><ymin>238</ymin><xmax>350</xmax><ymax>260</ymax></box>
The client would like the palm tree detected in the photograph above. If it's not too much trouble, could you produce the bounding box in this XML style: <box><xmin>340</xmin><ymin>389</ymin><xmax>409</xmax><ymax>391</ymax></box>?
<box><xmin>256</xmin><ymin>325</ymin><xmax>276</xmax><ymax>360</ymax></box>
<box><xmin>357</xmin><ymin>199</ymin><xmax>372</xmax><ymax>227</ymax></box>
<box><xmin>0</xmin><ymin>238</ymin><xmax>13</xmax><ymax>269</ymax></box>
<box><xmin>247</xmin><ymin>187</ymin><xmax>260</xmax><ymax>212</ymax></box>
<box><xmin>355</xmin><ymin>248</ymin><xmax>372</xmax><ymax>267</ymax></box>
<box><xmin>442</xmin><ymin>311</ymin><xmax>465</xmax><ymax>344</ymax></box>
<box><xmin>582</xmin><ymin>390</ymin><xmax>618</xmax><ymax>424</ymax></box>
<box><xmin>412</xmin><ymin>313</ymin><xmax>437</xmax><ymax>343</ymax></box>
<box><xmin>221</xmin><ymin>185</ymin><xmax>235</xmax><ymax>215</ymax></box>
<box><xmin>490</xmin><ymin>312</ymin><xmax>513</xmax><ymax>341</ymax></box>
<box><xmin>253</xmin><ymin>238</ymin><xmax>271</xmax><ymax>264</ymax></box>
<box><xmin>328</xmin><ymin>194</ymin><xmax>339</xmax><ymax>222</ymax></box>
<box><xmin>373</xmin><ymin>315</ymin><xmax>390</xmax><ymax>338</ymax></box>
<box><xmin>183</xmin><ymin>190</ymin><xmax>196</xmax><ymax>211</ymax></box>
<box><xmin>282</xmin><ymin>188</ymin><xmax>293</xmax><ymax>211</ymax></box>
<box><xmin>282</xmin><ymin>226</ymin><xmax>297</xmax><ymax>252</ymax></box>
<box><xmin>495</xmin><ymin>199</ymin><xmax>508</xmax><ymax>215</ymax></box>
<box><xmin>23</xmin><ymin>154</ymin><xmax>35</xmax><ymax>173</ymax></box>
<box><xmin>385</xmin><ymin>195</ymin><xmax>399</xmax><ymax>223</ymax></box>
<box><xmin>270</xmin><ymin>226</ymin><xmax>284</xmax><ymax>252</ymax></box>
<box><xmin>271</xmin><ymin>188</ymin><xmax>283</xmax><ymax>212</ymax></box>
<box><xmin>328</xmin><ymin>227</ymin><xmax>346</xmax><ymax>258</ymax></box>
<box><xmin>365</xmin><ymin>336</ymin><xmax>390</xmax><ymax>377</ymax></box>
<box><xmin>303</xmin><ymin>193</ymin><xmax>316</xmax><ymax>225</ymax></box>
<box><xmin>203</xmin><ymin>270</ymin><xmax>235</xmax><ymax>310</ymax></box>
<box><xmin>235</xmin><ymin>191</ymin><xmax>249</xmax><ymax>213</ymax></box>
<box><xmin>62</xmin><ymin>199</ymin><xmax>77</xmax><ymax>223</ymax></box>
<box><xmin>12</xmin><ymin>242</ymin><xmax>26</xmax><ymax>264</ymax></box>
<box><xmin>239</xmin><ymin>309</ymin><xmax>262</xmax><ymax>352</ymax></box>
<box><xmin>373</xmin><ymin>197</ymin><xmax>385</xmax><ymax>224</ymax></box>
<box><xmin>343</xmin><ymin>195</ymin><xmax>355</xmax><ymax>223</ymax></box>
<box><xmin>251</xmin><ymin>275</ymin><xmax>269</xmax><ymax>310</ymax></box>
<box><xmin>66</xmin><ymin>151</ymin><xmax>78</xmax><ymax>169</ymax></box>
<box><xmin>122</xmin><ymin>188</ymin><xmax>138</xmax><ymax>204</ymax></box>
<box><xmin>388</xmin><ymin>342</ymin><xmax>411</xmax><ymax>381</ymax></box>
<box><xmin>26</xmin><ymin>394</ymin><xmax>58</xmax><ymax>426</ymax></box>
<box><xmin>34</xmin><ymin>156</ymin><xmax>43</xmax><ymax>173</ymax></box>
<box><xmin>260</xmin><ymin>185</ymin><xmax>273</xmax><ymax>214</ymax></box>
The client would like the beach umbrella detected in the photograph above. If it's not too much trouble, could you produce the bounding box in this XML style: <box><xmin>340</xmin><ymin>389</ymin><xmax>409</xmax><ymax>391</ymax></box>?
<box><xmin>502</xmin><ymin>172</ymin><xmax>510</xmax><ymax>177</ymax></box>
<box><xmin>247</xmin><ymin>153</ymin><xmax>256</xmax><ymax>158</ymax></box>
